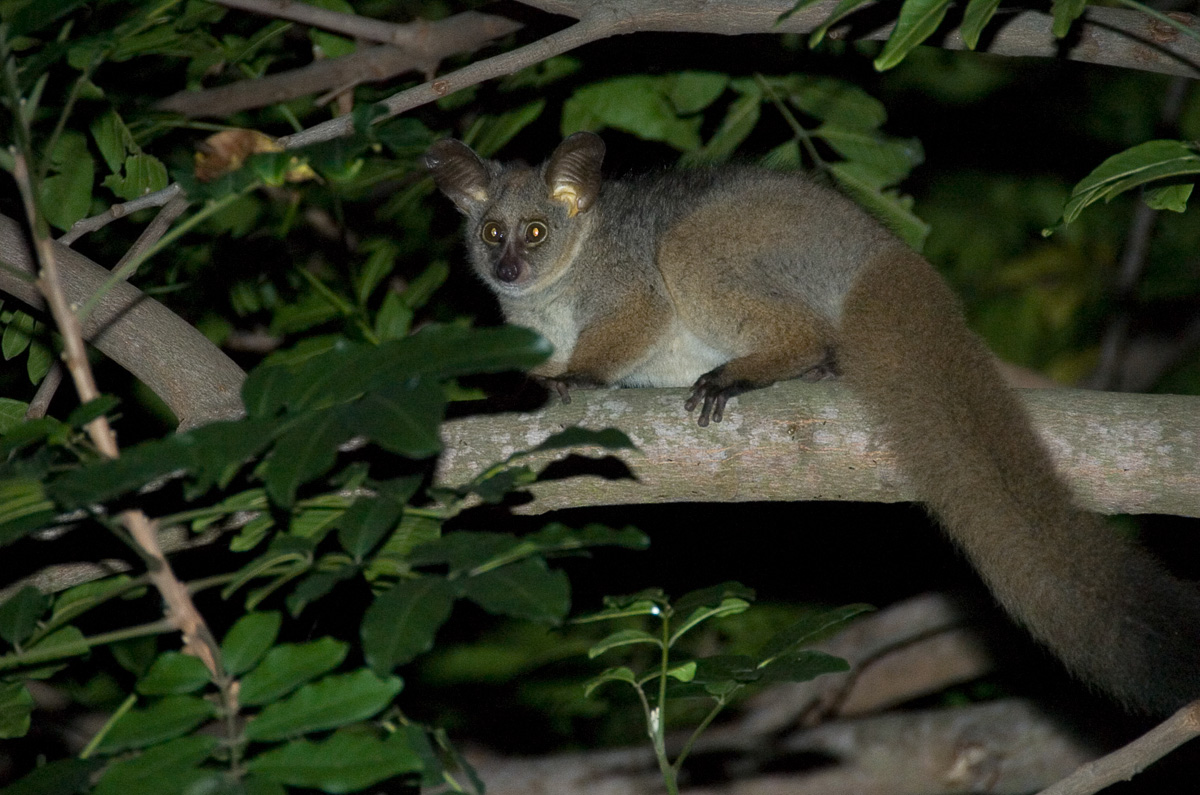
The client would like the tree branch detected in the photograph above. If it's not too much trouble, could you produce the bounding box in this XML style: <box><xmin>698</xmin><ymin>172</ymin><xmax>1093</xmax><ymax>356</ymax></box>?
<box><xmin>282</xmin><ymin>0</ymin><xmax>1200</xmax><ymax>149</ymax></box>
<box><xmin>156</xmin><ymin>10</ymin><xmax>522</xmax><ymax>117</ymax></box>
<box><xmin>0</xmin><ymin>212</ymin><xmax>245</xmax><ymax>428</ymax></box>
<box><xmin>437</xmin><ymin>381</ymin><xmax>1200</xmax><ymax>517</ymax></box>
<box><xmin>1037</xmin><ymin>699</ymin><xmax>1200</xmax><ymax>795</ymax></box>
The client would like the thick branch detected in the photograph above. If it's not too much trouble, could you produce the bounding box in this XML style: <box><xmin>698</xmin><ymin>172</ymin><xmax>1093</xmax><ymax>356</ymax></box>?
<box><xmin>0</xmin><ymin>212</ymin><xmax>244</xmax><ymax>428</ymax></box>
<box><xmin>284</xmin><ymin>0</ymin><xmax>1200</xmax><ymax>149</ymax></box>
<box><xmin>437</xmin><ymin>381</ymin><xmax>1200</xmax><ymax>516</ymax></box>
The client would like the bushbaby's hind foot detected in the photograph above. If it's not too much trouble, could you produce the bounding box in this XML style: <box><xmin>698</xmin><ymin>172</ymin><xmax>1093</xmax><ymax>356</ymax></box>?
<box><xmin>532</xmin><ymin>372</ymin><xmax>602</xmax><ymax>404</ymax></box>
<box><xmin>685</xmin><ymin>367</ymin><xmax>751</xmax><ymax>426</ymax></box>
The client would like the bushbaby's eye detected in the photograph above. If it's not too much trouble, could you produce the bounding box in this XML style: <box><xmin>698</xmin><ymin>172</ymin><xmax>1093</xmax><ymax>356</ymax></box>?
<box><xmin>524</xmin><ymin>221</ymin><xmax>547</xmax><ymax>245</ymax></box>
<box><xmin>481</xmin><ymin>221</ymin><xmax>504</xmax><ymax>246</ymax></box>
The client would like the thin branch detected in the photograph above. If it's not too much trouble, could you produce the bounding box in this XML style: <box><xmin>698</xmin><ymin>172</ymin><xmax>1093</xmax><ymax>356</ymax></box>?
<box><xmin>59</xmin><ymin>183</ymin><xmax>183</xmax><ymax>245</ymax></box>
<box><xmin>1037</xmin><ymin>699</ymin><xmax>1200</xmax><ymax>795</ymax></box>
<box><xmin>278</xmin><ymin>14</ymin><xmax>618</xmax><ymax>149</ymax></box>
<box><xmin>156</xmin><ymin>11</ymin><xmax>522</xmax><ymax>117</ymax></box>
<box><xmin>211</xmin><ymin>0</ymin><xmax>444</xmax><ymax>48</ymax></box>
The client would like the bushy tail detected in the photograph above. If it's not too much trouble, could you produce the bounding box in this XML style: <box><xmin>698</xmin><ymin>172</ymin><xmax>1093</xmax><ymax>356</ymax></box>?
<box><xmin>838</xmin><ymin>248</ymin><xmax>1200</xmax><ymax>713</ymax></box>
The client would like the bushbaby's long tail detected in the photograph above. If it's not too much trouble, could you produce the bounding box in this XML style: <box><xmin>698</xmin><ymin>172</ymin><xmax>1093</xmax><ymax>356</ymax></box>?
<box><xmin>838</xmin><ymin>247</ymin><xmax>1200</xmax><ymax>713</ymax></box>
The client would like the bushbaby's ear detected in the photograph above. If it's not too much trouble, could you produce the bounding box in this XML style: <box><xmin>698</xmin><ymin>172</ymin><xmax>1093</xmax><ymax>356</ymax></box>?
<box><xmin>545</xmin><ymin>132</ymin><xmax>605</xmax><ymax>217</ymax></box>
<box><xmin>425</xmin><ymin>139</ymin><xmax>490</xmax><ymax>214</ymax></box>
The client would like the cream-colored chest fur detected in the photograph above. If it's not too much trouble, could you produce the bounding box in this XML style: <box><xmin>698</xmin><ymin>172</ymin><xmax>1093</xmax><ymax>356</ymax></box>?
<box><xmin>618</xmin><ymin>320</ymin><xmax>729</xmax><ymax>388</ymax></box>
<box><xmin>503</xmin><ymin>298</ymin><xmax>579</xmax><ymax>370</ymax></box>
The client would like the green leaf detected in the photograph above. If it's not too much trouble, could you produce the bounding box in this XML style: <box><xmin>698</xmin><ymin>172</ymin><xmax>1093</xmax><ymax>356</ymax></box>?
<box><xmin>0</xmin><ymin>681</ymin><xmax>34</xmax><ymax>738</ymax></box>
<box><xmin>50</xmin><ymin>576</ymin><xmax>133</xmax><ymax>626</ymax></box>
<box><xmin>239</xmin><ymin>637</ymin><xmax>349</xmax><ymax>706</ymax></box>
<box><xmin>90</xmin><ymin>109</ymin><xmax>137</xmax><ymax>174</ymax></box>
<box><xmin>666</xmin><ymin>71</ymin><xmax>730</xmax><ymax>115</ymax></box>
<box><xmin>407</xmin><ymin>531</ymin><xmax>520</xmax><ymax>571</ymax></box>
<box><xmin>6</xmin><ymin>0</ymin><xmax>89</xmax><ymax>37</ymax></box>
<box><xmin>245</xmin><ymin>728</ymin><xmax>422</xmax><ymax>792</ymax></box>
<box><xmin>667</xmin><ymin>660</ymin><xmax>697</xmax><ymax>682</ymax></box>
<box><xmin>0</xmin><ymin>585</ymin><xmax>50</xmax><ymax>645</ymax></box>
<box><xmin>47</xmin><ymin>437</ymin><xmax>192</xmax><ymax>510</ymax></box>
<box><xmin>0</xmin><ymin>477</ymin><xmax>56</xmax><ymax>546</ymax></box>
<box><xmin>1051</xmin><ymin>0</ymin><xmax>1088</xmax><ymax>37</ymax></box>
<box><xmin>93</xmin><ymin>736</ymin><xmax>218</xmax><ymax>795</ymax></box>
<box><xmin>758</xmin><ymin>649</ymin><xmax>850</xmax><ymax>683</ymax></box>
<box><xmin>0</xmin><ymin>758</ymin><xmax>102</xmax><ymax>795</ymax></box>
<box><xmin>374</xmin><ymin>292</ymin><xmax>414</xmax><ymax>341</ymax></box>
<box><xmin>244</xmin><ymin>670</ymin><xmax>402</xmax><ymax>741</ymax></box>
<box><xmin>573</xmin><ymin>598</ymin><xmax>664</xmax><ymax>624</ymax></box>
<box><xmin>670</xmin><ymin>597</ymin><xmax>752</xmax><ymax>646</ymax></box>
<box><xmin>563</xmin><ymin>75</ymin><xmax>715</xmax><ymax>151</ymax></box>
<box><xmin>468</xmin><ymin>100</ymin><xmax>547</xmax><ymax>158</ymax></box>
<box><xmin>1057</xmin><ymin>140</ymin><xmax>1200</xmax><ymax>226</ymax></box>
<box><xmin>96</xmin><ymin>695</ymin><xmax>216</xmax><ymax>754</ymax></box>
<box><xmin>220</xmin><ymin>612</ymin><xmax>282</xmax><ymax>676</ymax></box>
<box><xmin>1144</xmin><ymin>183</ymin><xmax>1193</xmax><ymax>212</ymax></box>
<box><xmin>337</xmin><ymin>383</ymin><xmax>444</xmax><ymax>460</ymax></box>
<box><xmin>672</xmin><ymin>582</ymin><xmax>756</xmax><ymax>623</ymax></box>
<box><xmin>136</xmin><ymin>652</ymin><xmax>211</xmax><ymax>695</ymax></box>
<box><xmin>816</xmin><ymin>127</ymin><xmax>923</xmax><ymax>184</ymax></box>
<box><xmin>757</xmin><ymin>604</ymin><xmax>874</xmax><ymax>664</ymax></box>
<box><xmin>262</xmin><ymin>409</ymin><xmax>355</xmax><ymax>507</ymax></box>
<box><xmin>582</xmin><ymin>666</ymin><xmax>639</xmax><ymax>697</ymax></box>
<box><xmin>355</xmin><ymin>239</ymin><xmax>399</xmax><ymax>306</ymax></box>
<box><xmin>101</xmin><ymin>154</ymin><xmax>169</xmax><ymax>200</ymax></box>
<box><xmin>400</xmin><ymin>259</ymin><xmax>449</xmax><ymax>311</ymax></box>
<box><xmin>500</xmin><ymin>56</ymin><xmax>582</xmax><ymax>90</ymax></box>
<box><xmin>362</xmin><ymin>576</ymin><xmax>456</xmax><ymax>674</ymax></box>
<box><xmin>41</xmin><ymin>131</ymin><xmax>95</xmax><ymax>231</ymax></box>
<box><xmin>2</xmin><ymin>310</ymin><xmax>35</xmax><ymax>360</ymax></box>
<box><xmin>689</xmin><ymin>654</ymin><xmax>760</xmax><ymax>684</ymax></box>
<box><xmin>24</xmin><ymin>625</ymin><xmax>88</xmax><ymax>667</ymax></box>
<box><xmin>873</xmin><ymin>0</ymin><xmax>955</xmax><ymax>71</ymax></box>
<box><xmin>336</xmin><ymin>486</ymin><xmax>416</xmax><ymax>560</ymax></box>
<box><xmin>809</xmin><ymin>0</ymin><xmax>875</xmax><ymax>46</ymax></box>
<box><xmin>0</xmin><ymin>398</ymin><xmax>28</xmax><ymax>434</ymax></box>
<box><xmin>186</xmin><ymin>418</ymin><xmax>279</xmax><ymax>494</ymax></box>
<box><xmin>285</xmin><ymin>565</ymin><xmax>360</xmax><ymax>616</ymax></box>
<box><xmin>778</xmin><ymin>76</ymin><xmax>888</xmax><ymax>131</ymax></box>
<box><xmin>25</xmin><ymin>339</ymin><xmax>52</xmax><ymax>384</ymax></box>
<box><xmin>959</xmin><ymin>0</ymin><xmax>1002</xmax><ymax>49</ymax></box>
<box><xmin>67</xmin><ymin>395</ymin><xmax>120</xmax><ymax>428</ymax></box>
<box><xmin>463</xmin><ymin>558</ymin><xmax>570</xmax><ymax>624</ymax></box>
<box><xmin>586</xmin><ymin>629</ymin><xmax>662</xmax><ymax>659</ymax></box>
<box><xmin>526</xmin><ymin>523</ymin><xmax>649</xmax><ymax>552</ymax></box>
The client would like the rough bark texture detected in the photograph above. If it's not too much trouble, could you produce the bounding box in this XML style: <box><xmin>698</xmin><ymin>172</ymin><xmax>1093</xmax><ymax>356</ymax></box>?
<box><xmin>438</xmin><ymin>381</ymin><xmax>1200</xmax><ymax>517</ymax></box>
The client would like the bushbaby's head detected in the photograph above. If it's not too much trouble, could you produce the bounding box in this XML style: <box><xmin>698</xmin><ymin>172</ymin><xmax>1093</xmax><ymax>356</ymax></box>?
<box><xmin>425</xmin><ymin>133</ymin><xmax>605</xmax><ymax>293</ymax></box>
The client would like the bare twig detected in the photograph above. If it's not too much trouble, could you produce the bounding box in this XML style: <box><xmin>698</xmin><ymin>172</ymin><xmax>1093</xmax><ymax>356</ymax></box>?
<box><xmin>278</xmin><ymin>14</ymin><xmax>617</xmax><ymax>149</ymax></box>
<box><xmin>1037</xmin><ymin>699</ymin><xmax>1200</xmax><ymax>795</ymax></box>
<box><xmin>12</xmin><ymin>153</ymin><xmax>224</xmax><ymax>681</ymax></box>
<box><xmin>25</xmin><ymin>361</ymin><xmax>64</xmax><ymax>419</ymax></box>
<box><xmin>59</xmin><ymin>183</ymin><xmax>184</xmax><ymax>245</ymax></box>
<box><xmin>156</xmin><ymin>11</ymin><xmax>521</xmax><ymax>117</ymax></box>
<box><xmin>211</xmin><ymin>0</ymin><xmax>443</xmax><ymax>48</ymax></box>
